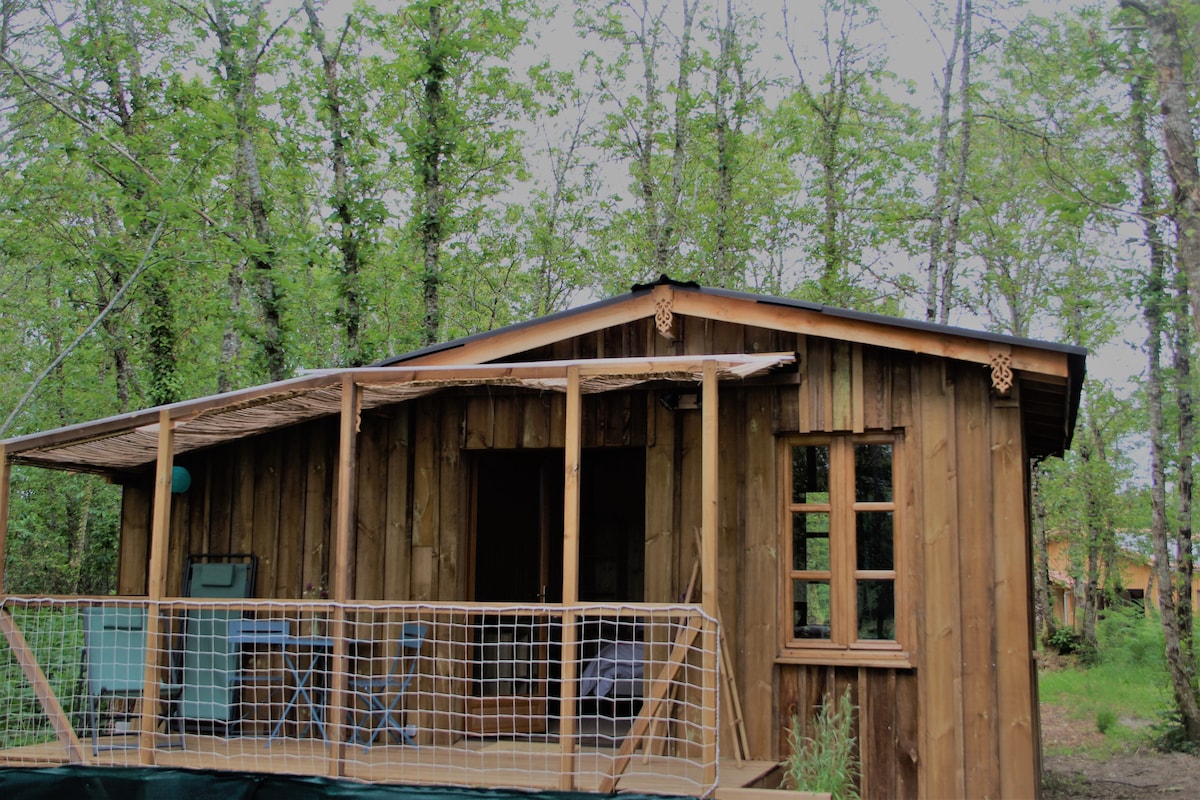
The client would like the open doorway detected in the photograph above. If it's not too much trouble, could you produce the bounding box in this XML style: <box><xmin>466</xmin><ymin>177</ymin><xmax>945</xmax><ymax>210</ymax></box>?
<box><xmin>471</xmin><ymin>448</ymin><xmax>645</xmax><ymax>604</ymax></box>
<box><xmin>468</xmin><ymin>448</ymin><xmax>646</xmax><ymax>736</ymax></box>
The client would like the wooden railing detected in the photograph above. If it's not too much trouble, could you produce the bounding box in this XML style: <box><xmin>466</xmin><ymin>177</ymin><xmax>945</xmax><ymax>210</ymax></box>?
<box><xmin>0</xmin><ymin>597</ymin><xmax>719</xmax><ymax>797</ymax></box>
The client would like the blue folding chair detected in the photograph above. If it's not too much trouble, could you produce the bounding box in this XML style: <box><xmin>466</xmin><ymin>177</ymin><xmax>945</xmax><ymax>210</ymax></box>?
<box><xmin>82</xmin><ymin>606</ymin><xmax>183</xmax><ymax>755</ymax></box>
<box><xmin>350</xmin><ymin>623</ymin><xmax>426</xmax><ymax>749</ymax></box>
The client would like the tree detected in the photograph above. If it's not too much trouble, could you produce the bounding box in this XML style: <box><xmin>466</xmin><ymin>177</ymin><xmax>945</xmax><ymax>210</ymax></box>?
<box><xmin>1120</xmin><ymin>0</ymin><xmax>1200</xmax><ymax>341</ymax></box>
<box><xmin>1121</xmin><ymin>1</ymin><xmax>1200</xmax><ymax>744</ymax></box>
<box><xmin>775</xmin><ymin>0</ymin><xmax>922</xmax><ymax>309</ymax></box>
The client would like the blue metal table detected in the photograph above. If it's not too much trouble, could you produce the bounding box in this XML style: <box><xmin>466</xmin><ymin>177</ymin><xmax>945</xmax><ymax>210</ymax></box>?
<box><xmin>228</xmin><ymin>620</ymin><xmax>333</xmax><ymax>746</ymax></box>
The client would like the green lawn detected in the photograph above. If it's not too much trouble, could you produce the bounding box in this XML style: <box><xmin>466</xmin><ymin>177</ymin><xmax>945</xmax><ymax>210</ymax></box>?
<box><xmin>1037</xmin><ymin>609</ymin><xmax>1174</xmax><ymax>757</ymax></box>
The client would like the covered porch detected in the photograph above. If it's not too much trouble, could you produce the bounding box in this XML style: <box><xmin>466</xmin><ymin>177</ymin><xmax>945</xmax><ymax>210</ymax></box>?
<box><xmin>0</xmin><ymin>355</ymin><xmax>793</xmax><ymax>797</ymax></box>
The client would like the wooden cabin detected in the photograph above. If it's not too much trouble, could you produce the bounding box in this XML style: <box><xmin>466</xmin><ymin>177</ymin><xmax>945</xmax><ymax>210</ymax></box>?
<box><xmin>0</xmin><ymin>277</ymin><xmax>1084</xmax><ymax>799</ymax></box>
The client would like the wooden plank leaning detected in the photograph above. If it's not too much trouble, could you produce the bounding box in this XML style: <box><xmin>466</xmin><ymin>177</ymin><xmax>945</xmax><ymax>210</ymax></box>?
<box><xmin>0</xmin><ymin>606</ymin><xmax>86</xmax><ymax>764</ymax></box>
<box><xmin>598</xmin><ymin>613</ymin><xmax>704</xmax><ymax>794</ymax></box>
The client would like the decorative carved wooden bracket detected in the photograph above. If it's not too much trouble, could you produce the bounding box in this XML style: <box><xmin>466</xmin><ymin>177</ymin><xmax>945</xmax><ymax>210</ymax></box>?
<box><xmin>654</xmin><ymin>296</ymin><xmax>675</xmax><ymax>340</ymax></box>
<box><xmin>989</xmin><ymin>351</ymin><xmax>1014</xmax><ymax>396</ymax></box>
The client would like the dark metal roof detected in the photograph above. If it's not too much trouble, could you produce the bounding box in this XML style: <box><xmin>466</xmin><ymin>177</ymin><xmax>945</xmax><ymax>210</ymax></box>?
<box><xmin>375</xmin><ymin>276</ymin><xmax>1086</xmax><ymax>456</ymax></box>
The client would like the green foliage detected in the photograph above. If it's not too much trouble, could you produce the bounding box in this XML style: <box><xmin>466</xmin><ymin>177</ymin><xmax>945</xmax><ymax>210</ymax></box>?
<box><xmin>1045</xmin><ymin>626</ymin><xmax>1094</xmax><ymax>661</ymax></box>
<box><xmin>5</xmin><ymin>469</ymin><xmax>121</xmax><ymax>595</ymax></box>
<box><xmin>0</xmin><ymin>607</ymin><xmax>84</xmax><ymax>749</ymax></box>
<box><xmin>784</xmin><ymin>686</ymin><xmax>860</xmax><ymax>800</ymax></box>
<box><xmin>1152</xmin><ymin>707</ymin><xmax>1200</xmax><ymax>754</ymax></box>
<box><xmin>1040</xmin><ymin>608</ymin><xmax>1170</xmax><ymax>756</ymax></box>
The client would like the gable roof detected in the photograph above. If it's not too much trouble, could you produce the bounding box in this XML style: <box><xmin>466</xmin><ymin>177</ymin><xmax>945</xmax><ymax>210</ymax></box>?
<box><xmin>379</xmin><ymin>276</ymin><xmax>1086</xmax><ymax>456</ymax></box>
<box><xmin>1</xmin><ymin>278</ymin><xmax>1084</xmax><ymax>473</ymax></box>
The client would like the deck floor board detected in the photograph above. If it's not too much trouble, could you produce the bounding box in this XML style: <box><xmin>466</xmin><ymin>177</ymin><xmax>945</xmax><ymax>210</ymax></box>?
<box><xmin>0</xmin><ymin>735</ymin><xmax>777</xmax><ymax>796</ymax></box>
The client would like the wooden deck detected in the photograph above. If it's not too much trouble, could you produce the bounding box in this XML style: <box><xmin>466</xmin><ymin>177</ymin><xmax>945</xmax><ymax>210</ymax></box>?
<box><xmin>0</xmin><ymin>734</ymin><xmax>779</xmax><ymax>797</ymax></box>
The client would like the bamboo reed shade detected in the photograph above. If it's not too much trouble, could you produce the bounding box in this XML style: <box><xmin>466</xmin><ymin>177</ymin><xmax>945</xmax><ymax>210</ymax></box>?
<box><xmin>3</xmin><ymin>354</ymin><xmax>794</xmax><ymax>474</ymax></box>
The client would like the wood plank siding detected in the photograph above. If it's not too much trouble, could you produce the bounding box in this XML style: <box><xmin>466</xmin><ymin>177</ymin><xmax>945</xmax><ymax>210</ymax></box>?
<box><xmin>114</xmin><ymin>315</ymin><xmax>1043</xmax><ymax>800</ymax></box>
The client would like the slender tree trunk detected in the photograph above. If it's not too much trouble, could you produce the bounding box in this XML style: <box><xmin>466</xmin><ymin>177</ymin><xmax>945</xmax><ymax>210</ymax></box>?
<box><xmin>937</xmin><ymin>0</ymin><xmax>972</xmax><ymax>324</ymax></box>
<box><xmin>211</xmin><ymin>0</ymin><xmax>287</xmax><ymax>381</ymax></box>
<box><xmin>656</xmin><ymin>0</ymin><xmax>695</xmax><ymax>272</ymax></box>
<box><xmin>1124</xmin><ymin>0</ymin><xmax>1200</xmax><ymax>340</ymax></box>
<box><xmin>303</xmin><ymin>0</ymin><xmax>364</xmax><ymax>365</ymax></box>
<box><xmin>418</xmin><ymin>3</ymin><xmax>447</xmax><ymax>347</ymax></box>
<box><xmin>1128</xmin><ymin>52</ymin><xmax>1200</xmax><ymax>742</ymax></box>
<box><xmin>1079</xmin><ymin>422</ymin><xmax>1102</xmax><ymax>647</ymax></box>
<box><xmin>925</xmin><ymin>0</ymin><xmax>963</xmax><ymax>322</ymax></box>
<box><xmin>1032</xmin><ymin>467</ymin><xmax>1057</xmax><ymax>641</ymax></box>
<box><xmin>1171</xmin><ymin>268</ymin><xmax>1199</xmax><ymax>734</ymax></box>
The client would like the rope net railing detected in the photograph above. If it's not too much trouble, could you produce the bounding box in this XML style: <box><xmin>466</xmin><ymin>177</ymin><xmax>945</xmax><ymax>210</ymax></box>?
<box><xmin>0</xmin><ymin>598</ymin><xmax>720</xmax><ymax>797</ymax></box>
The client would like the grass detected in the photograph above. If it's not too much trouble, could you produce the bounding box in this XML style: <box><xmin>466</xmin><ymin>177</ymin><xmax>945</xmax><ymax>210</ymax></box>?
<box><xmin>783</xmin><ymin>685</ymin><xmax>860</xmax><ymax>800</ymax></box>
<box><xmin>1038</xmin><ymin>607</ymin><xmax>1171</xmax><ymax>757</ymax></box>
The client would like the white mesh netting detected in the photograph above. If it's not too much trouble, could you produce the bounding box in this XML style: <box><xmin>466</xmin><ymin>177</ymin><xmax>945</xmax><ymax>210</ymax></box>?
<box><xmin>0</xmin><ymin>598</ymin><xmax>720</xmax><ymax>796</ymax></box>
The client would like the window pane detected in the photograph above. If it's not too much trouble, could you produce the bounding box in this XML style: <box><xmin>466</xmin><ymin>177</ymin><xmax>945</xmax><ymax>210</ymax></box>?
<box><xmin>793</xmin><ymin>512</ymin><xmax>830</xmax><ymax>570</ymax></box>
<box><xmin>856</xmin><ymin>511</ymin><xmax>894</xmax><ymax>570</ymax></box>
<box><xmin>857</xmin><ymin>579</ymin><xmax>895</xmax><ymax>640</ymax></box>
<box><xmin>793</xmin><ymin>581</ymin><xmax>831</xmax><ymax>639</ymax></box>
<box><xmin>792</xmin><ymin>445</ymin><xmax>830</xmax><ymax>504</ymax></box>
<box><xmin>855</xmin><ymin>443</ymin><xmax>893</xmax><ymax>502</ymax></box>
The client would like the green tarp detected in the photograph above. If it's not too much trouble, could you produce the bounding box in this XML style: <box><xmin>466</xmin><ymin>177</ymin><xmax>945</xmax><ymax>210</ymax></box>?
<box><xmin>0</xmin><ymin>767</ymin><xmax>690</xmax><ymax>800</ymax></box>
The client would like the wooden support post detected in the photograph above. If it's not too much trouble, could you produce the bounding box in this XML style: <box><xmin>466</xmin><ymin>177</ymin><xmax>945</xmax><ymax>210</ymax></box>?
<box><xmin>0</xmin><ymin>443</ymin><xmax>9</xmax><ymax>592</ymax></box>
<box><xmin>139</xmin><ymin>409</ymin><xmax>173</xmax><ymax>763</ymax></box>
<box><xmin>559</xmin><ymin>365</ymin><xmax>582</xmax><ymax>790</ymax></box>
<box><xmin>700</xmin><ymin>360</ymin><xmax>719</xmax><ymax>786</ymax></box>
<box><xmin>327</xmin><ymin>376</ymin><xmax>360</xmax><ymax>777</ymax></box>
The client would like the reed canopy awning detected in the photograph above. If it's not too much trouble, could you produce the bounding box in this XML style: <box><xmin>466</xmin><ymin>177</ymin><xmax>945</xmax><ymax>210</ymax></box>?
<box><xmin>0</xmin><ymin>353</ymin><xmax>795</xmax><ymax>476</ymax></box>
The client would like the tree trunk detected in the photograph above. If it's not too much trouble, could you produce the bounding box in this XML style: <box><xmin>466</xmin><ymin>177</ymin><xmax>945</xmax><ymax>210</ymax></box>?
<box><xmin>303</xmin><ymin>0</ymin><xmax>364</xmax><ymax>365</ymax></box>
<box><xmin>1124</xmin><ymin>0</ymin><xmax>1200</xmax><ymax>341</ymax></box>
<box><xmin>937</xmin><ymin>0</ymin><xmax>972</xmax><ymax>325</ymax></box>
<box><xmin>1127</xmin><ymin>44</ymin><xmax>1200</xmax><ymax>742</ymax></box>
<box><xmin>211</xmin><ymin>0</ymin><xmax>287</xmax><ymax>382</ymax></box>
<box><xmin>1032</xmin><ymin>467</ymin><xmax>1056</xmax><ymax>641</ymax></box>
<box><xmin>1170</xmin><ymin>266</ymin><xmax>1199</xmax><ymax>739</ymax></box>
<box><xmin>655</xmin><ymin>0</ymin><xmax>695</xmax><ymax>273</ymax></box>
<box><xmin>925</xmin><ymin>0</ymin><xmax>963</xmax><ymax>322</ymax></box>
<box><xmin>418</xmin><ymin>3</ymin><xmax>446</xmax><ymax>347</ymax></box>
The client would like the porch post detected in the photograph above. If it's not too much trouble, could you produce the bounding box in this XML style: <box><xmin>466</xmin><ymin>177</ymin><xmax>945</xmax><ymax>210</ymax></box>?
<box><xmin>700</xmin><ymin>360</ymin><xmax>719</xmax><ymax>785</ymax></box>
<box><xmin>138</xmin><ymin>409</ymin><xmax>174</xmax><ymax>762</ymax></box>
<box><xmin>327</xmin><ymin>375</ymin><xmax>359</xmax><ymax>776</ymax></box>
<box><xmin>559</xmin><ymin>364</ymin><xmax>582</xmax><ymax>789</ymax></box>
<box><xmin>0</xmin><ymin>444</ymin><xmax>9</xmax><ymax>592</ymax></box>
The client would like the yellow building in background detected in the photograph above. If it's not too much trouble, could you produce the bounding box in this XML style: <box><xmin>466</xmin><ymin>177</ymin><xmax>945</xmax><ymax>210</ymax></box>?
<box><xmin>1046</xmin><ymin>538</ymin><xmax>1200</xmax><ymax>628</ymax></box>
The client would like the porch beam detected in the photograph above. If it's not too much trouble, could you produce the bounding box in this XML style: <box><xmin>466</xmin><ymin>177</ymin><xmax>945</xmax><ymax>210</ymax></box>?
<box><xmin>138</xmin><ymin>409</ymin><xmax>173</xmax><ymax>762</ymax></box>
<box><xmin>327</xmin><ymin>376</ymin><xmax>360</xmax><ymax>777</ymax></box>
<box><xmin>559</xmin><ymin>364</ymin><xmax>582</xmax><ymax>789</ymax></box>
<box><xmin>700</xmin><ymin>360</ymin><xmax>719</xmax><ymax>786</ymax></box>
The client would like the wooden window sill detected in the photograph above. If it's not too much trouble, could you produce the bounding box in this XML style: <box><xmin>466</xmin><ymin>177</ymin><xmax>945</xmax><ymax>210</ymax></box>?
<box><xmin>776</xmin><ymin>648</ymin><xmax>913</xmax><ymax>670</ymax></box>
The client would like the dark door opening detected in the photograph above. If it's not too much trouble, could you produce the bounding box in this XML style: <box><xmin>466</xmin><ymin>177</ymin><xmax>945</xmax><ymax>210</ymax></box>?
<box><xmin>471</xmin><ymin>448</ymin><xmax>645</xmax><ymax>603</ymax></box>
<box><xmin>468</xmin><ymin>448</ymin><xmax>646</xmax><ymax>736</ymax></box>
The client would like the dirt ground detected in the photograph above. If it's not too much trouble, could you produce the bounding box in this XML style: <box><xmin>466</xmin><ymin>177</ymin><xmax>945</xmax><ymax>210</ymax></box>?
<box><xmin>1040</xmin><ymin>701</ymin><xmax>1200</xmax><ymax>798</ymax></box>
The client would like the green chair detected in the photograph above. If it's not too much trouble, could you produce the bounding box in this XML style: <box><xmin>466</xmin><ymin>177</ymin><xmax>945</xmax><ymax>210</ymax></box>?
<box><xmin>82</xmin><ymin>606</ymin><xmax>183</xmax><ymax>755</ymax></box>
<box><xmin>179</xmin><ymin>556</ymin><xmax>256</xmax><ymax>733</ymax></box>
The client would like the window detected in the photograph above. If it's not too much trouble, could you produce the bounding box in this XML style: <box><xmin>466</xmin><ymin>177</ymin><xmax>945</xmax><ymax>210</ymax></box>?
<box><xmin>782</xmin><ymin>435</ymin><xmax>907</xmax><ymax>662</ymax></box>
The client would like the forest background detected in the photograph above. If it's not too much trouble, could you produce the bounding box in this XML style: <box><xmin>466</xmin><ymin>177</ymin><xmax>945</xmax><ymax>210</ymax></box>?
<box><xmin>2</xmin><ymin>0</ymin><xmax>1200</xmax><ymax>745</ymax></box>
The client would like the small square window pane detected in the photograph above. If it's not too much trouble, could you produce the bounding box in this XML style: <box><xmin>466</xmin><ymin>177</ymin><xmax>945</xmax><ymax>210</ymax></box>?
<box><xmin>857</xmin><ymin>579</ymin><xmax>895</xmax><ymax>640</ymax></box>
<box><xmin>793</xmin><ymin>512</ymin><xmax>830</xmax><ymax>570</ymax></box>
<box><xmin>855</xmin><ymin>444</ymin><xmax>893</xmax><ymax>502</ymax></box>
<box><xmin>793</xmin><ymin>581</ymin><xmax>830</xmax><ymax>639</ymax></box>
<box><xmin>792</xmin><ymin>445</ymin><xmax>830</xmax><ymax>504</ymax></box>
<box><xmin>856</xmin><ymin>511</ymin><xmax>894</xmax><ymax>570</ymax></box>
